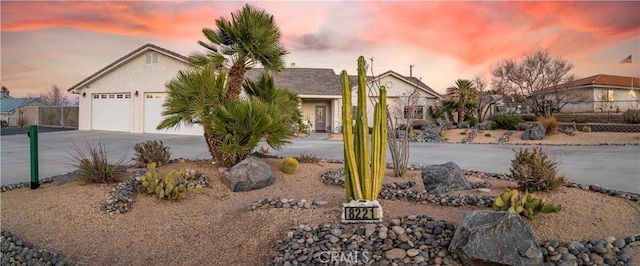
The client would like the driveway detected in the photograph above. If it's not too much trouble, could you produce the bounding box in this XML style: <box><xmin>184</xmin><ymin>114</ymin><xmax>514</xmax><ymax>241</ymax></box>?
<box><xmin>1</xmin><ymin>131</ymin><xmax>638</xmax><ymax>193</ymax></box>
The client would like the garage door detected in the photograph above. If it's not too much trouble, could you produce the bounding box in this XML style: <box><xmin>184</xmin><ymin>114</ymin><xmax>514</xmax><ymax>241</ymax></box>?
<box><xmin>144</xmin><ymin>93</ymin><xmax>203</xmax><ymax>135</ymax></box>
<box><xmin>92</xmin><ymin>93</ymin><xmax>131</xmax><ymax>132</ymax></box>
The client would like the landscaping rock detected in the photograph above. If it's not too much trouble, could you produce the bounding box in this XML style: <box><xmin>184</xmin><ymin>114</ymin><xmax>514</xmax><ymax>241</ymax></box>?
<box><xmin>222</xmin><ymin>156</ymin><xmax>275</xmax><ymax>192</ymax></box>
<box><xmin>448</xmin><ymin>210</ymin><xmax>543</xmax><ymax>266</ymax></box>
<box><xmin>521</xmin><ymin>123</ymin><xmax>546</xmax><ymax>140</ymax></box>
<box><xmin>421</xmin><ymin>162</ymin><xmax>472</xmax><ymax>194</ymax></box>
<box><xmin>412</xmin><ymin>124</ymin><xmax>443</xmax><ymax>143</ymax></box>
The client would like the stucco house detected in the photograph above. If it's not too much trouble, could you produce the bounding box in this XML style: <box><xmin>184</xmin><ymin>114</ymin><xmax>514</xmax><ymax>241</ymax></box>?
<box><xmin>0</xmin><ymin>96</ymin><xmax>39</xmax><ymax>127</ymax></box>
<box><xmin>68</xmin><ymin>43</ymin><xmax>441</xmax><ymax>135</ymax></box>
<box><xmin>548</xmin><ymin>74</ymin><xmax>640</xmax><ymax>113</ymax></box>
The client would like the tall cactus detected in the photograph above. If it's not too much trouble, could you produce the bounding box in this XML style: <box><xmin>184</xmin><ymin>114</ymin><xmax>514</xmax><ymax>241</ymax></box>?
<box><xmin>341</xmin><ymin>56</ymin><xmax>387</xmax><ymax>201</ymax></box>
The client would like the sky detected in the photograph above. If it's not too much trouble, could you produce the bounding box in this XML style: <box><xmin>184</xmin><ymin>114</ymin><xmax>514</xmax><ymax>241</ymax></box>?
<box><xmin>1</xmin><ymin>1</ymin><xmax>639</xmax><ymax>98</ymax></box>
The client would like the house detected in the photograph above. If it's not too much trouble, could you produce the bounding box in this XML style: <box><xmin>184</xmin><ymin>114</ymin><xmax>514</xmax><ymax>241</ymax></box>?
<box><xmin>343</xmin><ymin>70</ymin><xmax>442</xmax><ymax>128</ymax></box>
<box><xmin>0</xmin><ymin>97</ymin><xmax>38</xmax><ymax>127</ymax></box>
<box><xmin>548</xmin><ymin>74</ymin><xmax>640</xmax><ymax>113</ymax></box>
<box><xmin>68</xmin><ymin>43</ymin><xmax>441</xmax><ymax>135</ymax></box>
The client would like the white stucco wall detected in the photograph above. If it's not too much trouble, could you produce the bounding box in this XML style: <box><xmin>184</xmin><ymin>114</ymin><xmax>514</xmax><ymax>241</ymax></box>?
<box><xmin>76</xmin><ymin>51</ymin><xmax>190</xmax><ymax>132</ymax></box>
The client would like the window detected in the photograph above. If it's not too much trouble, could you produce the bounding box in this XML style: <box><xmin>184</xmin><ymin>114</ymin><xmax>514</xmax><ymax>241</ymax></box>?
<box><xmin>606</xmin><ymin>90</ymin><xmax>615</xmax><ymax>102</ymax></box>
<box><xmin>116</xmin><ymin>94</ymin><xmax>123</xmax><ymax>99</ymax></box>
<box><xmin>125</xmin><ymin>94</ymin><xmax>131</xmax><ymax>99</ymax></box>
<box><xmin>108</xmin><ymin>94</ymin><xmax>115</xmax><ymax>99</ymax></box>
<box><xmin>101</xmin><ymin>94</ymin><xmax>107</xmax><ymax>99</ymax></box>
<box><xmin>145</xmin><ymin>53</ymin><xmax>159</xmax><ymax>64</ymax></box>
<box><xmin>93</xmin><ymin>94</ymin><xmax>99</xmax><ymax>99</ymax></box>
<box><xmin>403</xmin><ymin>106</ymin><xmax>424</xmax><ymax>119</ymax></box>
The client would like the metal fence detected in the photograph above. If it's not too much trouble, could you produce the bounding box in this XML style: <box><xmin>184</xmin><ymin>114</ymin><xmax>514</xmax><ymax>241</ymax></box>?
<box><xmin>39</xmin><ymin>106</ymin><xmax>79</xmax><ymax>128</ymax></box>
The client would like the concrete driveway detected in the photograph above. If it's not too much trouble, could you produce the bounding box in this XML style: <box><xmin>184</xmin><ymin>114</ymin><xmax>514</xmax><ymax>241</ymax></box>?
<box><xmin>1</xmin><ymin>131</ymin><xmax>638</xmax><ymax>193</ymax></box>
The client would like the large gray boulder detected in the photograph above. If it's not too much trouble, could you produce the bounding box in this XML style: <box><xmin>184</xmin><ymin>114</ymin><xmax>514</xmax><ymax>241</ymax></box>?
<box><xmin>421</xmin><ymin>161</ymin><xmax>471</xmax><ymax>193</ymax></box>
<box><xmin>449</xmin><ymin>211</ymin><xmax>543</xmax><ymax>266</ymax></box>
<box><xmin>521</xmin><ymin>123</ymin><xmax>546</xmax><ymax>140</ymax></box>
<box><xmin>412</xmin><ymin>124</ymin><xmax>443</xmax><ymax>143</ymax></box>
<box><xmin>223</xmin><ymin>156</ymin><xmax>275</xmax><ymax>192</ymax></box>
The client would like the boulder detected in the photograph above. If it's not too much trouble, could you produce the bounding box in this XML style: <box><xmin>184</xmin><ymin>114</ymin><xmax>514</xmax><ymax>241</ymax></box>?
<box><xmin>421</xmin><ymin>161</ymin><xmax>472</xmax><ymax>193</ymax></box>
<box><xmin>436</xmin><ymin>118</ymin><xmax>445</xmax><ymax>127</ymax></box>
<box><xmin>449</xmin><ymin>211</ymin><xmax>543</xmax><ymax>266</ymax></box>
<box><xmin>477</xmin><ymin>121</ymin><xmax>492</xmax><ymax>130</ymax></box>
<box><xmin>458</xmin><ymin>121</ymin><xmax>470</xmax><ymax>128</ymax></box>
<box><xmin>413</xmin><ymin>124</ymin><xmax>443</xmax><ymax>142</ymax></box>
<box><xmin>521</xmin><ymin>123</ymin><xmax>546</xmax><ymax>140</ymax></box>
<box><xmin>222</xmin><ymin>156</ymin><xmax>275</xmax><ymax>192</ymax></box>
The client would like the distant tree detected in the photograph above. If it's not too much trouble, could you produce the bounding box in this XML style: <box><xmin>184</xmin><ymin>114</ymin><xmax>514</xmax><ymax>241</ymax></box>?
<box><xmin>446</xmin><ymin>79</ymin><xmax>479</xmax><ymax>124</ymax></box>
<box><xmin>30</xmin><ymin>85</ymin><xmax>68</xmax><ymax>106</ymax></box>
<box><xmin>189</xmin><ymin>4</ymin><xmax>289</xmax><ymax>102</ymax></box>
<box><xmin>1</xmin><ymin>85</ymin><xmax>9</xmax><ymax>96</ymax></box>
<box><xmin>491</xmin><ymin>49</ymin><xmax>578</xmax><ymax>117</ymax></box>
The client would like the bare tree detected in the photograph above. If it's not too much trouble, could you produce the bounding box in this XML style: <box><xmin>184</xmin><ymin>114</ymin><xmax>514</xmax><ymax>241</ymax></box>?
<box><xmin>1</xmin><ymin>85</ymin><xmax>9</xmax><ymax>96</ymax></box>
<box><xmin>29</xmin><ymin>85</ymin><xmax>69</xmax><ymax>106</ymax></box>
<box><xmin>491</xmin><ymin>49</ymin><xmax>578</xmax><ymax>117</ymax></box>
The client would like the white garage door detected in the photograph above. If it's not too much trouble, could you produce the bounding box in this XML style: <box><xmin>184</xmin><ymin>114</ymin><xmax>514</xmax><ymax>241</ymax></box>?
<box><xmin>144</xmin><ymin>93</ymin><xmax>203</xmax><ymax>135</ymax></box>
<box><xmin>92</xmin><ymin>93</ymin><xmax>131</xmax><ymax>132</ymax></box>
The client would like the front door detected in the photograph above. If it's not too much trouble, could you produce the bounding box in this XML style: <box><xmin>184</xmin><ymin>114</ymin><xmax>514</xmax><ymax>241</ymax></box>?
<box><xmin>315</xmin><ymin>106</ymin><xmax>326</xmax><ymax>132</ymax></box>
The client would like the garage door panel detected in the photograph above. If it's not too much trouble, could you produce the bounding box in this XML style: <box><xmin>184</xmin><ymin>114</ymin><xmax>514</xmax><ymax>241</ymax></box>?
<box><xmin>92</xmin><ymin>93</ymin><xmax>131</xmax><ymax>132</ymax></box>
<box><xmin>144</xmin><ymin>93</ymin><xmax>203</xmax><ymax>135</ymax></box>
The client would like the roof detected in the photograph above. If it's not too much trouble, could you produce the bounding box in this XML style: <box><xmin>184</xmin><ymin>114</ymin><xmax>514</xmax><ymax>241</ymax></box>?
<box><xmin>341</xmin><ymin>70</ymin><xmax>442</xmax><ymax>98</ymax></box>
<box><xmin>245</xmin><ymin>68</ymin><xmax>342</xmax><ymax>96</ymax></box>
<box><xmin>0</xmin><ymin>92</ymin><xmax>12</xmax><ymax>99</ymax></box>
<box><xmin>548</xmin><ymin>74</ymin><xmax>640</xmax><ymax>90</ymax></box>
<box><xmin>68</xmin><ymin>43</ymin><xmax>190</xmax><ymax>92</ymax></box>
<box><xmin>0</xmin><ymin>98</ymin><xmax>35</xmax><ymax>113</ymax></box>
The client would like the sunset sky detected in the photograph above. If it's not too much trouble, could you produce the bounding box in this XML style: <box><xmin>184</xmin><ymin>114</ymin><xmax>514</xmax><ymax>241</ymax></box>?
<box><xmin>1</xmin><ymin>1</ymin><xmax>639</xmax><ymax>98</ymax></box>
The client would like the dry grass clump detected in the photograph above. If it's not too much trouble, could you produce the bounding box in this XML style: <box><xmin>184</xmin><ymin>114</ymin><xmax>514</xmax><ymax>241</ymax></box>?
<box><xmin>508</xmin><ymin>147</ymin><xmax>566</xmax><ymax>192</ymax></box>
<box><xmin>538</xmin><ymin>116</ymin><xmax>559</xmax><ymax>135</ymax></box>
<box><xmin>68</xmin><ymin>142</ymin><xmax>128</xmax><ymax>183</ymax></box>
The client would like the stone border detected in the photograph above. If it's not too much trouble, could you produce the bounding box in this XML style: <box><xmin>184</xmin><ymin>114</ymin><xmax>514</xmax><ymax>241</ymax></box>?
<box><xmin>1</xmin><ymin>231</ymin><xmax>77</xmax><ymax>266</ymax></box>
<box><xmin>248</xmin><ymin>198</ymin><xmax>328</xmax><ymax>210</ymax></box>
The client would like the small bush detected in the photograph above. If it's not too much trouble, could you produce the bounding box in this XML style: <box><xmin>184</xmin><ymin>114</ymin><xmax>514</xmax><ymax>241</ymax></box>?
<box><xmin>484</xmin><ymin>133</ymin><xmax>492</xmax><ymax>137</ymax></box>
<box><xmin>515</xmin><ymin>122</ymin><xmax>531</xmax><ymax>131</ymax></box>
<box><xmin>69</xmin><ymin>142</ymin><xmax>128</xmax><ymax>183</ymax></box>
<box><xmin>508</xmin><ymin>147</ymin><xmax>566</xmax><ymax>192</ymax></box>
<box><xmin>538</xmin><ymin>116</ymin><xmax>558</xmax><ymax>135</ymax></box>
<box><xmin>582</xmin><ymin>126</ymin><xmax>592</xmax><ymax>133</ymax></box>
<box><xmin>492</xmin><ymin>189</ymin><xmax>561</xmax><ymax>220</ymax></box>
<box><xmin>623</xmin><ymin>109</ymin><xmax>640</xmax><ymax>124</ymax></box>
<box><xmin>460</xmin><ymin>130</ymin><xmax>467</xmax><ymax>135</ymax></box>
<box><xmin>297</xmin><ymin>153</ymin><xmax>320</xmax><ymax>163</ymax></box>
<box><xmin>0</xmin><ymin>120</ymin><xmax>7</xmax><ymax>128</ymax></box>
<box><xmin>571</xmin><ymin>117</ymin><xmax>589</xmax><ymax>123</ymax></box>
<box><xmin>488</xmin><ymin>113</ymin><xmax>525</xmax><ymax>130</ymax></box>
<box><xmin>17</xmin><ymin>116</ymin><xmax>28</xmax><ymax>128</ymax></box>
<box><xmin>397</xmin><ymin>124</ymin><xmax>407</xmax><ymax>130</ymax></box>
<box><xmin>133</xmin><ymin>140</ymin><xmax>171</xmax><ymax>167</ymax></box>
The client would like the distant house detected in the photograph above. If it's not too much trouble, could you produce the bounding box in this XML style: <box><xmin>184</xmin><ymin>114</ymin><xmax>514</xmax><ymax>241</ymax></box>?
<box><xmin>68</xmin><ymin>43</ymin><xmax>441</xmax><ymax>135</ymax></box>
<box><xmin>547</xmin><ymin>74</ymin><xmax>640</xmax><ymax>113</ymax></box>
<box><xmin>0</xmin><ymin>97</ymin><xmax>38</xmax><ymax>127</ymax></box>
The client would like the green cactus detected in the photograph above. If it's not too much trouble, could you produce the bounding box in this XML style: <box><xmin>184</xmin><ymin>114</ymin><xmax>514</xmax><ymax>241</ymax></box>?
<box><xmin>280</xmin><ymin>157</ymin><xmax>299</xmax><ymax>174</ymax></box>
<box><xmin>341</xmin><ymin>56</ymin><xmax>388</xmax><ymax>202</ymax></box>
<box><xmin>492</xmin><ymin>189</ymin><xmax>561</xmax><ymax>220</ymax></box>
<box><xmin>139</xmin><ymin>162</ymin><xmax>198</xmax><ymax>201</ymax></box>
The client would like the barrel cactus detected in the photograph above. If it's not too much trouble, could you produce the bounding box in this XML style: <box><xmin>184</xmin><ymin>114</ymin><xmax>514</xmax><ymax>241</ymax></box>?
<box><xmin>280</xmin><ymin>157</ymin><xmax>299</xmax><ymax>174</ymax></box>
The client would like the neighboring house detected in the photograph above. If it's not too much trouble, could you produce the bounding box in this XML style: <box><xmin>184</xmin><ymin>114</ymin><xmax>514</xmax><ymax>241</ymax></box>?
<box><xmin>344</xmin><ymin>70</ymin><xmax>442</xmax><ymax>128</ymax></box>
<box><xmin>0</xmin><ymin>98</ymin><xmax>38</xmax><ymax>127</ymax></box>
<box><xmin>68</xmin><ymin>43</ymin><xmax>441</xmax><ymax>135</ymax></box>
<box><xmin>68</xmin><ymin>43</ymin><xmax>203</xmax><ymax>135</ymax></box>
<box><xmin>546</xmin><ymin>74</ymin><xmax>640</xmax><ymax>113</ymax></box>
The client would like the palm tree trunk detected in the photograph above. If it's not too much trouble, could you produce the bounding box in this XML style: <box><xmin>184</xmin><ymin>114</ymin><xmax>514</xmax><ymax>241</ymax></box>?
<box><xmin>227</xmin><ymin>63</ymin><xmax>246</xmax><ymax>101</ymax></box>
<box><xmin>457</xmin><ymin>105</ymin><xmax>464</xmax><ymax>124</ymax></box>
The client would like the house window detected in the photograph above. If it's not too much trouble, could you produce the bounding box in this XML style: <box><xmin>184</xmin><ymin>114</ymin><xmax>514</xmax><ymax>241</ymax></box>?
<box><xmin>606</xmin><ymin>90</ymin><xmax>615</xmax><ymax>102</ymax></box>
<box><xmin>108</xmin><ymin>94</ymin><xmax>115</xmax><ymax>99</ymax></box>
<box><xmin>93</xmin><ymin>94</ymin><xmax>99</xmax><ymax>99</ymax></box>
<box><xmin>101</xmin><ymin>94</ymin><xmax>107</xmax><ymax>99</ymax></box>
<box><xmin>116</xmin><ymin>94</ymin><xmax>123</xmax><ymax>99</ymax></box>
<box><xmin>125</xmin><ymin>94</ymin><xmax>131</xmax><ymax>99</ymax></box>
<box><xmin>145</xmin><ymin>53</ymin><xmax>159</xmax><ymax>64</ymax></box>
<box><xmin>146</xmin><ymin>94</ymin><xmax>153</xmax><ymax>99</ymax></box>
<box><xmin>404</xmin><ymin>106</ymin><xmax>424</xmax><ymax>119</ymax></box>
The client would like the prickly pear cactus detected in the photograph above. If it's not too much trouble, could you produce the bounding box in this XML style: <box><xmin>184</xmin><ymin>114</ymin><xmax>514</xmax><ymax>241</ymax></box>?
<box><xmin>492</xmin><ymin>189</ymin><xmax>561</xmax><ymax>220</ymax></box>
<box><xmin>280</xmin><ymin>157</ymin><xmax>299</xmax><ymax>174</ymax></box>
<box><xmin>139</xmin><ymin>162</ymin><xmax>200</xmax><ymax>201</ymax></box>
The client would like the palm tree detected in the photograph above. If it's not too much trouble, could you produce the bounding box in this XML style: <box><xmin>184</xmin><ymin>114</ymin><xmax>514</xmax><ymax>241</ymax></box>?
<box><xmin>243</xmin><ymin>72</ymin><xmax>302</xmax><ymax>126</ymax></box>
<box><xmin>157</xmin><ymin>67</ymin><xmax>228</xmax><ymax>161</ymax></box>
<box><xmin>190</xmin><ymin>4</ymin><xmax>289</xmax><ymax>102</ymax></box>
<box><xmin>446</xmin><ymin>79</ymin><xmax>479</xmax><ymax>124</ymax></box>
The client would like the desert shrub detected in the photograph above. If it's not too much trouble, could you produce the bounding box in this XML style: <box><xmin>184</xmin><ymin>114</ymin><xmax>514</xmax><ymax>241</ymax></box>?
<box><xmin>508</xmin><ymin>147</ymin><xmax>566</xmax><ymax>192</ymax></box>
<box><xmin>623</xmin><ymin>109</ymin><xmax>640</xmax><ymax>124</ymax></box>
<box><xmin>0</xmin><ymin>120</ymin><xmax>7</xmax><ymax>128</ymax></box>
<box><xmin>460</xmin><ymin>130</ymin><xmax>467</xmax><ymax>135</ymax></box>
<box><xmin>68</xmin><ymin>142</ymin><xmax>128</xmax><ymax>183</ymax></box>
<box><xmin>484</xmin><ymin>133</ymin><xmax>492</xmax><ymax>137</ymax></box>
<box><xmin>515</xmin><ymin>123</ymin><xmax>531</xmax><ymax>131</ymax></box>
<box><xmin>297</xmin><ymin>153</ymin><xmax>320</xmax><ymax>163</ymax></box>
<box><xmin>582</xmin><ymin>126</ymin><xmax>592</xmax><ymax>133</ymax></box>
<box><xmin>520</xmin><ymin>115</ymin><xmax>537</xmax><ymax>122</ymax></box>
<box><xmin>139</xmin><ymin>162</ymin><xmax>201</xmax><ymax>200</ymax></box>
<box><xmin>281</xmin><ymin>157</ymin><xmax>299</xmax><ymax>174</ymax></box>
<box><xmin>492</xmin><ymin>189</ymin><xmax>561</xmax><ymax>220</ymax></box>
<box><xmin>571</xmin><ymin>117</ymin><xmax>589</xmax><ymax>123</ymax></box>
<box><xmin>488</xmin><ymin>113</ymin><xmax>524</xmax><ymax>130</ymax></box>
<box><xmin>133</xmin><ymin>140</ymin><xmax>171</xmax><ymax>167</ymax></box>
<box><xmin>397</xmin><ymin>124</ymin><xmax>407</xmax><ymax>130</ymax></box>
<box><xmin>538</xmin><ymin>116</ymin><xmax>558</xmax><ymax>135</ymax></box>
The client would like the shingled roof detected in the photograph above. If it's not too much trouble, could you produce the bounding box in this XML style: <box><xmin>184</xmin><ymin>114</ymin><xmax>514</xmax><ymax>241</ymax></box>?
<box><xmin>68</xmin><ymin>43</ymin><xmax>190</xmax><ymax>92</ymax></box>
<box><xmin>549</xmin><ymin>74</ymin><xmax>640</xmax><ymax>90</ymax></box>
<box><xmin>245</xmin><ymin>68</ymin><xmax>342</xmax><ymax>96</ymax></box>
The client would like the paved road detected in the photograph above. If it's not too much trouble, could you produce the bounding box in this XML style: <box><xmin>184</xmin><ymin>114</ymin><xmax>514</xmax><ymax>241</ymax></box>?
<box><xmin>1</xmin><ymin>131</ymin><xmax>639</xmax><ymax>193</ymax></box>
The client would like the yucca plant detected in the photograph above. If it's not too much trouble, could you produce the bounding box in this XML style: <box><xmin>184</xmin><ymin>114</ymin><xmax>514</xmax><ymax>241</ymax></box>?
<box><xmin>68</xmin><ymin>141</ymin><xmax>128</xmax><ymax>183</ymax></box>
<box><xmin>341</xmin><ymin>56</ymin><xmax>388</xmax><ymax>201</ymax></box>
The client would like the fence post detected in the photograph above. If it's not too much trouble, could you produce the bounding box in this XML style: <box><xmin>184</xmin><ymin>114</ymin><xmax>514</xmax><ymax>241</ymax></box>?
<box><xmin>28</xmin><ymin>124</ymin><xmax>40</xmax><ymax>189</ymax></box>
